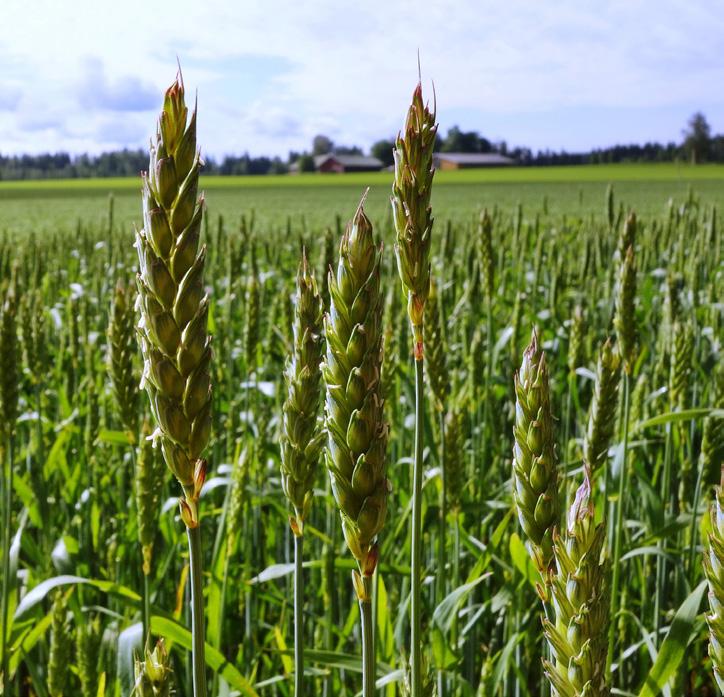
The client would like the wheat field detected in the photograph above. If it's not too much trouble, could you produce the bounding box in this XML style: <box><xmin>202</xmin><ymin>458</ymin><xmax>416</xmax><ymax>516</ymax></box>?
<box><xmin>0</xmin><ymin>76</ymin><xmax>723</xmax><ymax>697</ymax></box>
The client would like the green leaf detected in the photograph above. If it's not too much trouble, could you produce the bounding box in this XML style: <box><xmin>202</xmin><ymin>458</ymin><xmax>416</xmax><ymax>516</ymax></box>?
<box><xmin>98</xmin><ymin>428</ymin><xmax>132</xmax><ymax>445</ymax></box>
<box><xmin>43</xmin><ymin>423</ymin><xmax>74</xmax><ymax>480</ymax></box>
<box><xmin>12</xmin><ymin>476</ymin><xmax>42</xmax><ymax>528</ymax></box>
<box><xmin>9</xmin><ymin>612</ymin><xmax>52</xmax><ymax>675</ymax></box>
<box><xmin>621</xmin><ymin>546</ymin><xmax>675</xmax><ymax>562</ymax></box>
<box><xmin>15</xmin><ymin>575</ymin><xmax>141</xmax><ymax>619</ymax></box>
<box><xmin>206</xmin><ymin>530</ymin><xmax>228</xmax><ymax>650</ymax></box>
<box><xmin>376</xmin><ymin>573</ymin><xmax>395</xmax><ymax>662</ymax></box>
<box><xmin>490</xmin><ymin>508</ymin><xmax>515</xmax><ymax>550</ymax></box>
<box><xmin>637</xmin><ymin>408</ymin><xmax>722</xmax><ymax>431</ymax></box>
<box><xmin>276</xmin><ymin>648</ymin><xmax>394</xmax><ymax>676</ymax></box>
<box><xmin>432</xmin><ymin>624</ymin><xmax>459</xmax><ymax>670</ymax></box>
<box><xmin>492</xmin><ymin>631</ymin><xmax>524</xmax><ymax>692</ymax></box>
<box><xmin>432</xmin><ymin>572</ymin><xmax>491</xmax><ymax>635</ymax></box>
<box><xmin>151</xmin><ymin>616</ymin><xmax>259</xmax><ymax>696</ymax></box>
<box><xmin>637</xmin><ymin>581</ymin><xmax>707</xmax><ymax>697</ymax></box>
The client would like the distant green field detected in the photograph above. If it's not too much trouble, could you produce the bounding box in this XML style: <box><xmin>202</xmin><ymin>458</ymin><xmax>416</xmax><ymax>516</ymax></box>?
<box><xmin>1</xmin><ymin>163</ymin><xmax>723</xmax><ymax>237</ymax></box>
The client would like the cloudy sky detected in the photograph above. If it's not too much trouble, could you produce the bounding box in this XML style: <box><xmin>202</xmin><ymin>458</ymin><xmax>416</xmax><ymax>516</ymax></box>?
<box><xmin>1</xmin><ymin>0</ymin><xmax>723</xmax><ymax>159</ymax></box>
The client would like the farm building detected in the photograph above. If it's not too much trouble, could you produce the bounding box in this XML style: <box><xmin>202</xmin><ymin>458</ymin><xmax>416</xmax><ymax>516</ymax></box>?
<box><xmin>433</xmin><ymin>152</ymin><xmax>515</xmax><ymax>169</ymax></box>
<box><xmin>289</xmin><ymin>153</ymin><xmax>384</xmax><ymax>174</ymax></box>
<box><xmin>314</xmin><ymin>153</ymin><xmax>384</xmax><ymax>173</ymax></box>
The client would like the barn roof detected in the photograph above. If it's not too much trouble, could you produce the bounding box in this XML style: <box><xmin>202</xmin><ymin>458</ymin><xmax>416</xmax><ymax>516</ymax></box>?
<box><xmin>434</xmin><ymin>152</ymin><xmax>515</xmax><ymax>165</ymax></box>
<box><xmin>314</xmin><ymin>153</ymin><xmax>384</xmax><ymax>168</ymax></box>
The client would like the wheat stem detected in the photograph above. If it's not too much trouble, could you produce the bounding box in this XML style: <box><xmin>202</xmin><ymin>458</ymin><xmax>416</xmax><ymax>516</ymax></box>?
<box><xmin>0</xmin><ymin>438</ymin><xmax>13</xmax><ymax>697</ymax></box>
<box><xmin>143</xmin><ymin>572</ymin><xmax>151</xmax><ymax>642</ymax></box>
<box><xmin>438</xmin><ymin>408</ymin><xmax>447</xmax><ymax>583</ymax></box>
<box><xmin>688</xmin><ymin>452</ymin><xmax>708</xmax><ymax>582</ymax></box>
<box><xmin>654</xmin><ymin>420</ymin><xmax>674</xmax><ymax>647</ymax></box>
<box><xmin>607</xmin><ymin>370</ymin><xmax>631</xmax><ymax>680</ymax></box>
<box><xmin>187</xmin><ymin>525</ymin><xmax>207</xmax><ymax>696</ymax></box>
<box><xmin>410</xmin><ymin>357</ymin><xmax>425</xmax><ymax>694</ymax></box>
<box><xmin>360</xmin><ymin>574</ymin><xmax>375</xmax><ymax>697</ymax></box>
<box><xmin>294</xmin><ymin>532</ymin><xmax>304</xmax><ymax>697</ymax></box>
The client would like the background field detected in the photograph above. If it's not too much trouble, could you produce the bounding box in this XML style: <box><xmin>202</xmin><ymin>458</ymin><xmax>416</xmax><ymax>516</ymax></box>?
<box><xmin>2</xmin><ymin>161</ymin><xmax>723</xmax><ymax>696</ymax></box>
<box><xmin>2</xmin><ymin>163</ymin><xmax>724</xmax><ymax>238</ymax></box>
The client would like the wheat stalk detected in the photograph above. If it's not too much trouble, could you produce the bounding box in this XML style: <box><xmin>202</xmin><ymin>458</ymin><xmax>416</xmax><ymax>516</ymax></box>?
<box><xmin>391</xmin><ymin>79</ymin><xmax>437</xmax><ymax>697</ymax></box>
<box><xmin>280</xmin><ymin>251</ymin><xmax>324</xmax><ymax>696</ymax></box>
<box><xmin>134</xmin><ymin>72</ymin><xmax>210</xmax><ymax>697</ymax></box>
<box><xmin>0</xmin><ymin>285</ymin><xmax>18</xmax><ymax>697</ymax></box>
<box><xmin>608</xmin><ymin>212</ymin><xmax>637</xmax><ymax>677</ymax></box>
<box><xmin>323</xmin><ymin>194</ymin><xmax>388</xmax><ymax>697</ymax></box>
<box><xmin>424</xmin><ymin>276</ymin><xmax>449</xmax><ymax>412</ymax></box>
<box><xmin>478</xmin><ymin>209</ymin><xmax>494</xmax><ymax>305</ymax></box>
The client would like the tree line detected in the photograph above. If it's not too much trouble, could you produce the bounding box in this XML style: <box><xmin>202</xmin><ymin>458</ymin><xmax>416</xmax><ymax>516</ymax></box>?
<box><xmin>0</xmin><ymin>112</ymin><xmax>718</xmax><ymax>180</ymax></box>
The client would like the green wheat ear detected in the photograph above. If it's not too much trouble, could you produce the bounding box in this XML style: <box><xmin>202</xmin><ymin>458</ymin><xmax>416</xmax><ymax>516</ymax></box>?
<box><xmin>391</xmin><ymin>81</ymin><xmax>437</xmax><ymax>355</ymax></box>
<box><xmin>76</xmin><ymin>616</ymin><xmax>101</xmax><ymax>697</ymax></box>
<box><xmin>48</xmin><ymin>592</ymin><xmax>71</xmax><ymax>697</ymax></box>
<box><xmin>705</xmin><ymin>485</ymin><xmax>724</xmax><ymax>693</ymax></box>
<box><xmin>132</xmin><ymin>638</ymin><xmax>175</xmax><ymax>697</ymax></box>
<box><xmin>323</xmin><ymin>193</ymin><xmax>388</xmax><ymax>588</ymax></box>
<box><xmin>0</xmin><ymin>286</ymin><xmax>19</xmax><ymax>440</ymax></box>
<box><xmin>135</xmin><ymin>73</ymin><xmax>211</xmax><ymax>526</ymax></box>
<box><xmin>584</xmin><ymin>339</ymin><xmax>621</xmax><ymax>475</ymax></box>
<box><xmin>544</xmin><ymin>467</ymin><xmax>610</xmax><ymax>696</ymax></box>
<box><xmin>512</xmin><ymin>330</ymin><xmax>559</xmax><ymax>575</ymax></box>
<box><xmin>567</xmin><ymin>304</ymin><xmax>585</xmax><ymax>375</ymax></box>
<box><xmin>136</xmin><ymin>420</ymin><xmax>166</xmax><ymax>575</ymax></box>
<box><xmin>280</xmin><ymin>251</ymin><xmax>325</xmax><ymax>532</ymax></box>
<box><xmin>108</xmin><ymin>279</ymin><xmax>139</xmax><ymax>441</ymax></box>
<box><xmin>614</xmin><ymin>214</ymin><xmax>638</xmax><ymax>376</ymax></box>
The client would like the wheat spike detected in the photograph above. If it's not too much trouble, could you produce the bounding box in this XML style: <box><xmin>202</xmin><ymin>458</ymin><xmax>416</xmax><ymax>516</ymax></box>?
<box><xmin>108</xmin><ymin>279</ymin><xmax>139</xmax><ymax>440</ymax></box>
<box><xmin>323</xmin><ymin>195</ymin><xmax>388</xmax><ymax>583</ymax></box>
<box><xmin>135</xmin><ymin>73</ymin><xmax>211</xmax><ymax>526</ymax></box>
<box><xmin>543</xmin><ymin>469</ymin><xmax>610</xmax><ymax>696</ymax></box>
<box><xmin>584</xmin><ymin>340</ymin><xmax>621</xmax><ymax>475</ymax></box>
<box><xmin>48</xmin><ymin>593</ymin><xmax>71</xmax><ymax>697</ymax></box>
<box><xmin>512</xmin><ymin>330</ymin><xmax>559</xmax><ymax>573</ymax></box>
<box><xmin>132</xmin><ymin>638</ymin><xmax>174</xmax><ymax>697</ymax></box>
<box><xmin>705</xmin><ymin>484</ymin><xmax>724</xmax><ymax>693</ymax></box>
<box><xmin>280</xmin><ymin>252</ymin><xmax>324</xmax><ymax>531</ymax></box>
<box><xmin>391</xmin><ymin>81</ymin><xmax>437</xmax><ymax>354</ymax></box>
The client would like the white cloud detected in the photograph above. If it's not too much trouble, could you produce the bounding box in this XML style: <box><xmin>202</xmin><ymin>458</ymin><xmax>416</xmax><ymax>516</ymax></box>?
<box><xmin>0</xmin><ymin>0</ymin><xmax>723</xmax><ymax>156</ymax></box>
<box><xmin>78</xmin><ymin>58</ymin><xmax>157</xmax><ymax>112</ymax></box>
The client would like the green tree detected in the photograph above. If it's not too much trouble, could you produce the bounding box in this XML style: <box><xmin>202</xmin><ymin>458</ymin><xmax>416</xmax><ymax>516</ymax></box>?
<box><xmin>370</xmin><ymin>139</ymin><xmax>395</xmax><ymax>167</ymax></box>
<box><xmin>683</xmin><ymin>112</ymin><xmax>711</xmax><ymax>163</ymax></box>
<box><xmin>297</xmin><ymin>153</ymin><xmax>315</xmax><ymax>172</ymax></box>
<box><xmin>440</xmin><ymin>126</ymin><xmax>491</xmax><ymax>153</ymax></box>
<box><xmin>312</xmin><ymin>134</ymin><xmax>333</xmax><ymax>155</ymax></box>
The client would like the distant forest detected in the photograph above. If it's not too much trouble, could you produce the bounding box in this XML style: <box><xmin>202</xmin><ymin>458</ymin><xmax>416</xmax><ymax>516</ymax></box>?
<box><xmin>0</xmin><ymin>112</ymin><xmax>719</xmax><ymax>180</ymax></box>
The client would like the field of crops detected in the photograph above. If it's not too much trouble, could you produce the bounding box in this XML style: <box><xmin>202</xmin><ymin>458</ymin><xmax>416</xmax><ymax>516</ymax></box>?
<box><xmin>1</xmin><ymin>78</ymin><xmax>723</xmax><ymax>697</ymax></box>
<box><xmin>3</xmin><ymin>163</ymin><xmax>724</xmax><ymax>240</ymax></box>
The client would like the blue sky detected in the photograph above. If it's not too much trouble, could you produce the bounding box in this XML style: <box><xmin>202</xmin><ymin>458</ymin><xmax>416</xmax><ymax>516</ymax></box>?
<box><xmin>1</xmin><ymin>0</ymin><xmax>723</xmax><ymax>158</ymax></box>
